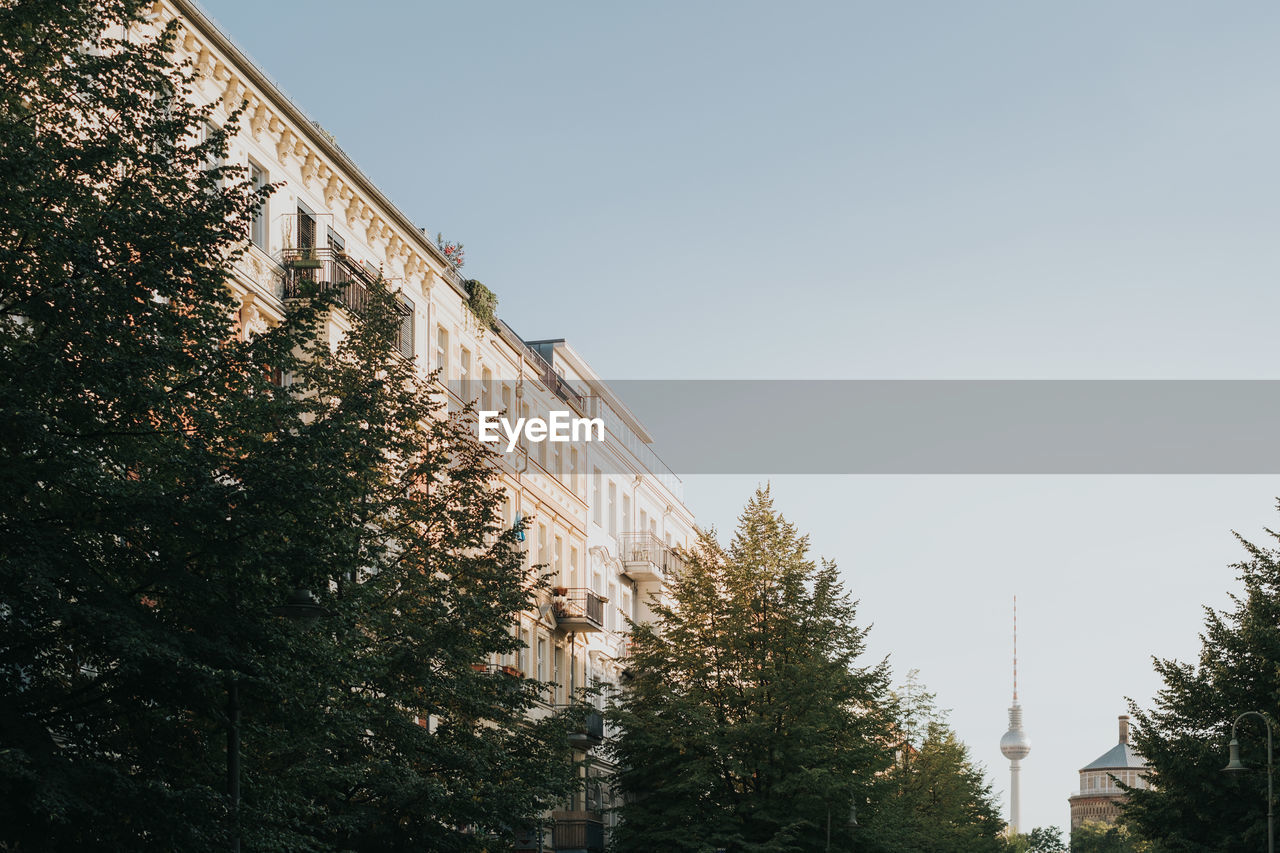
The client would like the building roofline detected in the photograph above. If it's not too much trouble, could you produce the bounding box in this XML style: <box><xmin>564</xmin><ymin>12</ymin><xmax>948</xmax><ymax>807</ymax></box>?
<box><xmin>170</xmin><ymin>0</ymin><xmax>466</xmax><ymax>301</ymax></box>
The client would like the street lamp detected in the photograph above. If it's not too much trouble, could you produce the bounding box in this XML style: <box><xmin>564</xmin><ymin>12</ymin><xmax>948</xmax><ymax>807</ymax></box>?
<box><xmin>1223</xmin><ymin>710</ymin><xmax>1275</xmax><ymax>853</ymax></box>
<box><xmin>227</xmin><ymin>588</ymin><xmax>330</xmax><ymax>852</ymax></box>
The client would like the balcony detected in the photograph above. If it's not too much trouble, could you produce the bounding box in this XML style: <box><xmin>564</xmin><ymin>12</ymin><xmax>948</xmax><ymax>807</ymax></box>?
<box><xmin>281</xmin><ymin>246</ymin><xmax>376</xmax><ymax>309</ymax></box>
<box><xmin>552</xmin><ymin>588</ymin><xmax>605</xmax><ymax>633</ymax></box>
<box><xmin>618</xmin><ymin>532</ymin><xmax>683</xmax><ymax>583</ymax></box>
<box><xmin>566</xmin><ymin>710</ymin><xmax>604</xmax><ymax>749</ymax></box>
<box><xmin>280</xmin><ymin>248</ymin><xmax>414</xmax><ymax>358</ymax></box>
<box><xmin>552</xmin><ymin>814</ymin><xmax>604</xmax><ymax>853</ymax></box>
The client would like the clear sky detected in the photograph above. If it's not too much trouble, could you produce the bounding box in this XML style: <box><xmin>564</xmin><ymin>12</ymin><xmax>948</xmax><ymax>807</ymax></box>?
<box><xmin>198</xmin><ymin>0</ymin><xmax>1280</xmax><ymax>833</ymax></box>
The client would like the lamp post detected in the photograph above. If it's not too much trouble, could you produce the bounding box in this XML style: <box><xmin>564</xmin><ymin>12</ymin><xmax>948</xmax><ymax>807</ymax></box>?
<box><xmin>227</xmin><ymin>588</ymin><xmax>328</xmax><ymax>852</ymax></box>
<box><xmin>1223</xmin><ymin>710</ymin><xmax>1275</xmax><ymax>853</ymax></box>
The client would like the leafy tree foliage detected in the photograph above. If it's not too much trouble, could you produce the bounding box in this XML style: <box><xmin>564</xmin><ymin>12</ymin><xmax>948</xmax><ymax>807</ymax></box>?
<box><xmin>1124</xmin><ymin>517</ymin><xmax>1280</xmax><ymax>853</ymax></box>
<box><xmin>608</xmin><ymin>487</ymin><xmax>896</xmax><ymax>853</ymax></box>
<box><xmin>0</xmin><ymin>1</ymin><xmax>574</xmax><ymax>849</ymax></box>
<box><xmin>859</xmin><ymin>673</ymin><xmax>1009</xmax><ymax>853</ymax></box>
<box><xmin>1006</xmin><ymin>825</ymin><xmax>1068</xmax><ymax>853</ymax></box>
<box><xmin>1070</xmin><ymin>821</ymin><xmax>1159</xmax><ymax>853</ymax></box>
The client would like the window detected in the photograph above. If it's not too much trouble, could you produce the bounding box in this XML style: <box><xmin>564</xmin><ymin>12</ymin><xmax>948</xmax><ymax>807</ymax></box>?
<box><xmin>607</xmin><ymin>481</ymin><xmax>617</xmax><ymax>537</ymax></box>
<box><xmin>519</xmin><ymin>628</ymin><xmax>530</xmax><ymax>675</ymax></box>
<box><xmin>481</xmin><ymin>367</ymin><xmax>493</xmax><ymax>411</ymax></box>
<box><xmin>501</xmin><ymin>382</ymin><xmax>511</xmax><ymax>415</ymax></box>
<box><xmin>327</xmin><ymin>228</ymin><xmax>344</xmax><ymax>252</ymax></box>
<box><xmin>436</xmin><ymin>326</ymin><xmax>449</xmax><ymax>377</ymax></box>
<box><xmin>570</xmin><ymin>546</ymin><xmax>580</xmax><ymax>588</ymax></box>
<box><xmin>554</xmin><ymin>536</ymin><xmax>564</xmax><ymax>586</ymax></box>
<box><xmin>296</xmin><ymin>205</ymin><xmax>316</xmax><ymax>250</ymax></box>
<box><xmin>622</xmin><ymin>495</ymin><xmax>631</xmax><ymax>534</ymax></box>
<box><xmin>200</xmin><ymin>121</ymin><xmax>222</xmax><ymax>176</ymax></box>
<box><xmin>592</xmin><ymin>468</ymin><xmax>602</xmax><ymax>526</ymax></box>
<box><xmin>248</xmin><ymin>161</ymin><xmax>267</xmax><ymax>250</ymax></box>
<box><xmin>460</xmin><ymin>347</ymin><xmax>472</xmax><ymax>401</ymax></box>
<box><xmin>395</xmin><ymin>294</ymin><xmax>415</xmax><ymax>359</ymax></box>
<box><xmin>554</xmin><ymin>645</ymin><xmax>564</xmax><ymax>704</ymax></box>
<box><xmin>537</xmin><ymin>636</ymin><xmax>547</xmax><ymax>682</ymax></box>
<box><xmin>569</xmin><ymin>447</ymin><xmax>579</xmax><ymax>495</ymax></box>
<box><xmin>537</xmin><ymin>524</ymin><xmax>548</xmax><ymax>568</ymax></box>
<box><xmin>639</xmin><ymin>509</ymin><xmax>648</xmax><ymax>536</ymax></box>
<box><xmin>552</xmin><ymin>443</ymin><xmax>563</xmax><ymax>480</ymax></box>
<box><xmin>536</xmin><ymin>411</ymin><xmax>548</xmax><ymax>469</ymax></box>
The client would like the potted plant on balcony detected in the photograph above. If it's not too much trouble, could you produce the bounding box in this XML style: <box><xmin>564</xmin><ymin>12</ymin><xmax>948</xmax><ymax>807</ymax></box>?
<box><xmin>285</xmin><ymin>246</ymin><xmax>322</xmax><ymax>269</ymax></box>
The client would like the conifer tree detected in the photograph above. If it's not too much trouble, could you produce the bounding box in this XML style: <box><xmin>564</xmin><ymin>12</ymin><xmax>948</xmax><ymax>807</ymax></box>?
<box><xmin>609</xmin><ymin>487</ymin><xmax>895</xmax><ymax>853</ymax></box>
<box><xmin>858</xmin><ymin>672</ymin><xmax>1008</xmax><ymax>853</ymax></box>
<box><xmin>1124</xmin><ymin>515</ymin><xmax>1280</xmax><ymax>853</ymax></box>
<box><xmin>0</xmin><ymin>2</ymin><xmax>577</xmax><ymax>848</ymax></box>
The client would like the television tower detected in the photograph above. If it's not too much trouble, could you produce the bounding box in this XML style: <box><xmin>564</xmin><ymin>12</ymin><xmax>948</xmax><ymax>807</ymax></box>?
<box><xmin>999</xmin><ymin>595</ymin><xmax>1031</xmax><ymax>835</ymax></box>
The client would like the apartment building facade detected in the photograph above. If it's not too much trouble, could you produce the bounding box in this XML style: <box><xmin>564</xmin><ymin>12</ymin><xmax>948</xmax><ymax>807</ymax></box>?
<box><xmin>149</xmin><ymin>2</ymin><xmax>697</xmax><ymax>850</ymax></box>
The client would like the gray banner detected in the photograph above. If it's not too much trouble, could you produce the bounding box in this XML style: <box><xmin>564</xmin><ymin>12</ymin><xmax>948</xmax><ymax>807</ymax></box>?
<box><xmin>457</xmin><ymin>381</ymin><xmax>1280</xmax><ymax>474</ymax></box>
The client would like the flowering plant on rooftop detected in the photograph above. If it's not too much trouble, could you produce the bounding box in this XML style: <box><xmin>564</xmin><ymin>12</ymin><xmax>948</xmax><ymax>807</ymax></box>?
<box><xmin>436</xmin><ymin>233</ymin><xmax>465</xmax><ymax>269</ymax></box>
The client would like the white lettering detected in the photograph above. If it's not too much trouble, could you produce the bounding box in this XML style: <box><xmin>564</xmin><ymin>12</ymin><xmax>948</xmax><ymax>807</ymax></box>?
<box><xmin>549</xmin><ymin>411</ymin><xmax>571</xmax><ymax>442</ymax></box>
<box><xmin>573</xmin><ymin>416</ymin><xmax>604</xmax><ymax>442</ymax></box>
<box><xmin>477</xmin><ymin>410</ymin><xmax>603</xmax><ymax>450</ymax></box>
<box><xmin>478</xmin><ymin>411</ymin><xmax>501</xmax><ymax>444</ymax></box>
<box><xmin>525</xmin><ymin>418</ymin><xmax>548</xmax><ymax>442</ymax></box>
<box><xmin>502</xmin><ymin>416</ymin><xmax>525</xmax><ymax>453</ymax></box>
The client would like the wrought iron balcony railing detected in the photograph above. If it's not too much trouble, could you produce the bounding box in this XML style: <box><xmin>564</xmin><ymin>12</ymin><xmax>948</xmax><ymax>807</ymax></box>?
<box><xmin>618</xmin><ymin>532</ymin><xmax>684</xmax><ymax>582</ymax></box>
<box><xmin>552</xmin><ymin>817</ymin><xmax>604</xmax><ymax>853</ymax></box>
<box><xmin>551</xmin><ymin>588</ymin><xmax>605</xmax><ymax>632</ymax></box>
<box><xmin>280</xmin><ymin>247</ymin><xmax>413</xmax><ymax>358</ymax></box>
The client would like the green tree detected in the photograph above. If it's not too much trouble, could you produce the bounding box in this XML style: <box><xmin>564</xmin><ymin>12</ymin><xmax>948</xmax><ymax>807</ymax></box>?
<box><xmin>0</xmin><ymin>1</ymin><xmax>577</xmax><ymax>849</ymax></box>
<box><xmin>0</xmin><ymin>0</ymin><xmax>288</xmax><ymax>846</ymax></box>
<box><xmin>1124</xmin><ymin>515</ymin><xmax>1280</xmax><ymax>853</ymax></box>
<box><xmin>859</xmin><ymin>674</ymin><xmax>1008</xmax><ymax>853</ymax></box>
<box><xmin>1007</xmin><ymin>825</ymin><xmax>1068</xmax><ymax>853</ymax></box>
<box><xmin>608</xmin><ymin>487</ymin><xmax>896</xmax><ymax>853</ymax></box>
<box><xmin>259</xmin><ymin>281</ymin><xmax>578</xmax><ymax>851</ymax></box>
<box><xmin>1070</xmin><ymin>821</ymin><xmax>1157</xmax><ymax>853</ymax></box>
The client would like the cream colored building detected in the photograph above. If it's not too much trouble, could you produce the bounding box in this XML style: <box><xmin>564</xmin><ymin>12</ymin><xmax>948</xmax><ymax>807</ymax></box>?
<box><xmin>145</xmin><ymin>3</ymin><xmax>697</xmax><ymax>851</ymax></box>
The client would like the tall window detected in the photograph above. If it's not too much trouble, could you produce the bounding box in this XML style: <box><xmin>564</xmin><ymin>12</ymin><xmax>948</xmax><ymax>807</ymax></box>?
<box><xmin>607</xmin><ymin>481</ymin><xmax>617</xmax><ymax>537</ymax></box>
<box><xmin>248</xmin><ymin>161</ymin><xmax>267</xmax><ymax>250</ymax></box>
<box><xmin>296</xmin><ymin>206</ymin><xmax>316</xmax><ymax>249</ymax></box>
<box><xmin>519</xmin><ymin>628</ymin><xmax>530</xmax><ymax>675</ymax></box>
<box><xmin>592</xmin><ymin>469</ymin><xmax>602</xmax><ymax>526</ymax></box>
<box><xmin>553</xmin><ymin>535</ymin><xmax>564</xmax><ymax>586</ymax></box>
<box><xmin>501</xmin><ymin>383</ymin><xmax>511</xmax><ymax>415</ymax></box>
<box><xmin>570</xmin><ymin>546</ymin><xmax>580</xmax><ymax>588</ymax></box>
<box><xmin>537</xmin><ymin>636</ymin><xmax>547</xmax><ymax>682</ymax></box>
<box><xmin>481</xmin><ymin>367</ymin><xmax>493</xmax><ymax>411</ymax></box>
<box><xmin>622</xmin><ymin>495</ymin><xmax>631</xmax><ymax>534</ymax></box>
<box><xmin>554</xmin><ymin>646</ymin><xmax>564</xmax><ymax>704</ymax></box>
<box><xmin>436</xmin><ymin>326</ymin><xmax>449</xmax><ymax>377</ymax></box>
<box><xmin>395</xmin><ymin>294</ymin><xmax>415</xmax><ymax>359</ymax></box>
<box><xmin>537</xmin><ymin>524</ymin><xmax>548</xmax><ymax>568</ymax></box>
<box><xmin>460</xmin><ymin>347</ymin><xmax>472</xmax><ymax>401</ymax></box>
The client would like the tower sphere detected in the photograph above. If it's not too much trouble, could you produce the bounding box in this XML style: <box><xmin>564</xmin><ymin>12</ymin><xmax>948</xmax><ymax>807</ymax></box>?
<box><xmin>1001</xmin><ymin>724</ymin><xmax>1032</xmax><ymax>760</ymax></box>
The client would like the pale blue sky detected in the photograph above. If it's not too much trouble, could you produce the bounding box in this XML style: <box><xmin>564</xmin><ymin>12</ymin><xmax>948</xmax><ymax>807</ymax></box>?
<box><xmin>201</xmin><ymin>0</ymin><xmax>1280</xmax><ymax>832</ymax></box>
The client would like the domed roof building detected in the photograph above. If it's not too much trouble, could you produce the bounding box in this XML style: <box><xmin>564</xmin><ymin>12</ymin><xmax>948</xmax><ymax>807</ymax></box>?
<box><xmin>1068</xmin><ymin>715</ymin><xmax>1150</xmax><ymax>828</ymax></box>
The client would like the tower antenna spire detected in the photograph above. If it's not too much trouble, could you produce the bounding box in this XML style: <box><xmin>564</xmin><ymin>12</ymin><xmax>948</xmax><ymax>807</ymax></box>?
<box><xmin>1000</xmin><ymin>594</ymin><xmax>1031</xmax><ymax>835</ymax></box>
